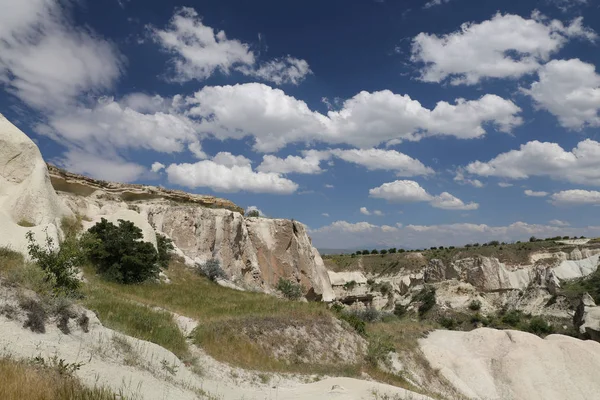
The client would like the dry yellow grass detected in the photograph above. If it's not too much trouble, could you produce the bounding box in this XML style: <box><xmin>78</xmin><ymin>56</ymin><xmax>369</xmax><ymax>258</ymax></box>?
<box><xmin>0</xmin><ymin>357</ymin><xmax>118</xmax><ymax>400</ymax></box>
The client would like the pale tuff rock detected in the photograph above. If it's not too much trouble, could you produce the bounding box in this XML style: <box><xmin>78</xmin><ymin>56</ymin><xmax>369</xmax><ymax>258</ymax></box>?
<box><xmin>0</xmin><ymin>113</ymin><xmax>72</xmax><ymax>255</ymax></box>
<box><xmin>419</xmin><ymin>328</ymin><xmax>600</xmax><ymax>400</ymax></box>
<box><xmin>574</xmin><ymin>293</ymin><xmax>600</xmax><ymax>341</ymax></box>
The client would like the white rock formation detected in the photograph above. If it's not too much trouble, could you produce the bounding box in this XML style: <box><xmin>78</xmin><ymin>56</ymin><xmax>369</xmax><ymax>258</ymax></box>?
<box><xmin>0</xmin><ymin>113</ymin><xmax>71</xmax><ymax>255</ymax></box>
<box><xmin>420</xmin><ymin>328</ymin><xmax>600</xmax><ymax>400</ymax></box>
<box><xmin>575</xmin><ymin>293</ymin><xmax>600</xmax><ymax>341</ymax></box>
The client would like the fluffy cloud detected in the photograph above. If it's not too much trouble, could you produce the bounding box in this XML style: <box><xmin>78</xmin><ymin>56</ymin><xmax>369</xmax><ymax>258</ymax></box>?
<box><xmin>187</xmin><ymin>83</ymin><xmax>522</xmax><ymax>152</ymax></box>
<box><xmin>524</xmin><ymin>189</ymin><xmax>549</xmax><ymax>197</ymax></box>
<box><xmin>310</xmin><ymin>220</ymin><xmax>600</xmax><ymax>249</ymax></box>
<box><xmin>454</xmin><ymin>170</ymin><xmax>484</xmax><ymax>187</ymax></box>
<box><xmin>330</xmin><ymin>148</ymin><xmax>434</xmax><ymax>176</ymax></box>
<box><xmin>523</xmin><ymin>59</ymin><xmax>600</xmax><ymax>129</ymax></box>
<box><xmin>369</xmin><ymin>180</ymin><xmax>478</xmax><ymax>210</ymax></box>
<box><xmin>464</xmin><ymin>139</ymin><xmax>600</xmax><ymax>186</ymax></box>
<box><xmin>322</xmin><ymin>213</ymin><xmax>330</xmax><ymax>217</ymax></box>
<box><xmin>430</xmin><ymin>192</ymin><xmax>479</xmax><ymax>210</ymax></box>
<box><xmin>0</xmin><ymin>0</ymin><xmax>123</xmax><ymax>110</ymax></box>
<box><xmin>360</xmin><ymin>207</ymin><xmax>371</xmax><ymax>216</ymax></box>
<box><xmin>151</xmin><ymin>162</ymin><xmax>166</xmax><ymax>173</ymax></box>
<box><xmin>245</xmin><ymin>206</ymin><xmax>265</xmax><ymax>216</ymax></box>
<box><xmin>166</xmin><ymin>159</ymin><xmax>298</xmax><ymax>194</ymax></box>
<box><xmin>411</xmin><ymin>12</ymin><xmax>596</xmax><ymax>85</ymax></box>
<box><xmin>212</xmin><ymin>152</ymin><xmax>252</xmax><ymax>168</ymax></box>
<box><xmin>150</xmin><ymin>8</ymin><xmax>310</xmax><ymax>85</ymax></box>
<box><xmin>55</xmin><ymin>150</ymin><xmax>146</xmax><ymax>183</ymax></box>
<box><xmin>549</xmin><ymin>219</ymin><xmax>570</xmax><ymax>227</ymax></box>
<box><xmin>550</xmin><ymin>190</ymin><xmax>600</xmax><ymax>205</ymax></box>
<box><xmin>256</xmin><ymin>150</ymin><xmax>325</xmax><ymax>174</ymax></box>
<box><xmin>360</xmin><ymin>207</ymin><xmax>384</xmax><ymax>216</ymax></box>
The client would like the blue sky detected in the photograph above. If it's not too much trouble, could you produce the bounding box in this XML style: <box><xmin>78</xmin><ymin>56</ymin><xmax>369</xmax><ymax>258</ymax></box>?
<box><xmin>2</xmin><ymin>0</ymin><xmax>600</xmax><ymax>249</ymax></box>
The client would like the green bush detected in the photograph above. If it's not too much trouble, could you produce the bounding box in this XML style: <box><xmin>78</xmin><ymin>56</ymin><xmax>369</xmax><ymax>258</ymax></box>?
<box><xmin>338</xmin><ymin>312</ymin><xmax>366</xmax><ymax>336</ymax></box>
<box><xmin>26</xmin><ymin>231</ymin><xmax>81</xmax><ymax>295</ymax></box>
<box><xmin>415</xmin><ymin>287</ymin><xmax>436</xmax><ymax>317</ymax></box>
<box><xmin>83</xmin><ymin>218</ymin><xmax>159</xmax><ymax>284</ymax></box>
<box><xmin>469</xmin><ymin>300</ymin><xmax>482</xmax><ymax>311</ymax></box>
<box><xmin>197</xmin><ymin>258</ymin><xmax>226</xmax><ymax>281</ymax></box>
<box><xmin>343</xmin><ymin>280</ymin><xmax>357</xmax><ymax>291</ymax></box>
<box><xmin>527</xmin><ymin>316</ymin><xmax>554</xmax><ymax>336</ymax></box>
<box><xmin>246</xmin><ymin>210</ymin><xmax>260</xmax><ymax>218</ymax></box>
<box><xmin>276</xmin><ymin>278</ymin><xmax>303</xmax><ymax>300</ymax></box>
<box><xmin>156</xmin><ymin>233</ymin><xmax>174</xmax><ymax>270</ymax></box>
<box><xmin>365</xmin><ymin>333</ymin><xmax>395</xmax><ymax>367</ymax></box>
<box><xmin>501</xmin><ymin>310</ymin><xmax>523</xmax><ymax>327</ymax></box>
<box><xmin>393</xmin><ymin>304</ymin><xmax>407</xmax><ymax>318</ymax></box>
<box><xmin>439</xmin><ymin>317</ymin><xmax>457</xmax><ymax>330</ymax></box>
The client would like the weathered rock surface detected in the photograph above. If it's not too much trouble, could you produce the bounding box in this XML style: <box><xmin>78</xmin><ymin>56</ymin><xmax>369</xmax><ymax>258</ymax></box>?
<box><xmin>574</xmin><ymin>293</ymin><xmax>600</xmax><ymax>341</ymax></box>
<box><xmin>0</xmin><ymin>113</ymin><xmax>72</xmax><ymax>255</ymax></box>
<box><xmin>420</xmin><ymin>328</ymin><xmax>600</xmax><ymax>400</ymax></box>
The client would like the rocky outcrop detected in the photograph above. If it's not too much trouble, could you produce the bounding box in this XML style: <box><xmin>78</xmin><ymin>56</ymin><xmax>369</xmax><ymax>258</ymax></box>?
<box><xmin>148</xmin><ymin>205</ymin><xmax>334</xmax><ymax>300</ymax></box>
<box><xmin>574</xmin><ymin>293</ymin><xmax>600</xmax><ymax>341</ymax></box>
<box><xmin>0</xmin><ymin>114</ymin><xmax>72</xmax><ymax>255</ymax></box>
<box><xmin>48</xmin><ymin>164</ymin><xmax>243</xmax><ymax>214</ymax></box>
<box><xmin>419</xmin><ymin>328</ymin><xmax>600</xmax><ymax>400</ymax></box>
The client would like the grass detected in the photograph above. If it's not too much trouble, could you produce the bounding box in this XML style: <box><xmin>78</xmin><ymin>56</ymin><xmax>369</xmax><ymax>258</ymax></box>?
<box><xmin>0</xmin><ymin>356</ymin><xmax>119</xmax><ymax>400</ymax></box>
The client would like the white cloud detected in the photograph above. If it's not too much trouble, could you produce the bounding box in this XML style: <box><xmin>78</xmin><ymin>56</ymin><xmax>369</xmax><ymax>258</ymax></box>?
<box><xmin>498</xmin><ymin>182</ymin><xmax>514</xmax><ymax>188</ymax></box>
<box><xmin>551</xmin><ymin>190</ymin><xmax>600</xmax><ymax>205</ymax></box>
<box><xmin>165</xmin><ymin>159</ymin><xmax>298</xmax><ymax>194</ymax></box>
<box><xmin>330</xmin><ymin>148</ymin><xmax>434</xmax><ymax>176</ymax></box>
<box><xmin>257</xmin><ymin>150</ymin><xmax>325</xmax><ymax>174</ymax></box>
<box><xmin>310</xmin><ymin>220</ymin><xmax>599</xmax><ymax>249</ymax></box>
<box><xmin>454</xmin><ymin>170</ymin><xmax>484</xmax><ymax>187</ymax></box>
<box><xmin>322</xmin><ymin>213</ymin><xmax>330</xmax><ymax>217</ymax></box>
<box><xmin>430</xmin><ymin>192</ymin><xmax>479</xmax><ymax>210</ymax></box>
<box><xmin>238</xmin><ymin>56</ymin><xmax>312</xmax><ymax>85</ymax></box>
<box><xmin>324</xmin><ymin>184</ymin><xmax>334</xmax><ymax>189</ymax></box>
<box><xmin>188</xmin><ymin>140</ymin><xmax>208</xmax><ymax>159</ymax></box>
<box><xmin>549</xmin><ymin>219</ymin><xmax>570</xmax><ymax>227</ymax></box>
<box><xmin>151</xmin><ymin>162</ymin><xmax>165</xmax><ymax>172</ymax></box>
<box><xmin>369</xmin><ymin>180</ymin><xmax>478</xmax><ymax>211</ymax></box>
<box><xmin>369</xmin><ymin>180</ymin><xmax>433</xmax><ymax>203</ymax></box>
<box><xmin>360</xmin><ymin>207</ymin><xmax>371</xmax><ymax>216</ymax></box>
<box><xmin>245</xmin><ymin>206</ymin><xmax>265</xmax><ymax>216</ymax></box>
<box><xmin>0</xmin><ymin>0</ymin><xmax>123</xmax><ymax>110</ymax></box>
<box><xmin>524</xmin><ymin>189</ymin><xmax>549</xmax><ymax>197</ymax></box>
<box><xmin>374</xmin><ymin>210</ymin><xmax>385</xmax><ymax>216</ymax></box>
<box><xmin>149</xmin><ymin>8</ymin><xmax>310</xmax><ymax>85</ymax></box>
<box><xmin>424</xmin><ymin>0</ymin><xmax>452</xmax><ymax>8</ymax></box>
<box><xmin>212</xmin><ymin>152</ymin><xmax>252</xmax><ymax>168</ymax></box>
<box><xmin>523</xmin><ymin>59</ymin><xmax>600</xmax><ymax>129</ymax></box>
<box><xmin>411</xmin><ymin>12</ymin><xmax>596</xmax><ymax>85</ymax></box>
<box><xmin>187</xmin><ymin>83</ymin><xmax>522</xmax><ymax>152</ymax></box>
<box><xmin>56</xmin><ymin>150</ymin><xmax>145</xmax><ymax>183</ymax></box>
<box><xmin>464</xmin><ymin>139</ymin><xmax>600</xmax><ymax>186</ymax></box>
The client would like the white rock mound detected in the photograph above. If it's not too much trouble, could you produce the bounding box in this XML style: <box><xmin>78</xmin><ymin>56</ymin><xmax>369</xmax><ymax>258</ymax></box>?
<box><xmin>419</xmin><ymin>328</ymin><xmax>600</xmax><ymax>400</ymax></box>
<box><xmin>0</xmin><ymin>113</ymin><xmax>71</xmax><ymax>255</ymax></box>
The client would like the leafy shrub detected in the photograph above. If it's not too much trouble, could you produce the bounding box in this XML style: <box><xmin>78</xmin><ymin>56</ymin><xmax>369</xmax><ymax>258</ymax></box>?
<box><xmin>370</xmin><ymin>249</ymin><xmax>379</xmax><ymax>255</ymax></box>
<box><xmin>246</xmin><ymin>210</ymin><xmax>260</xmax><ymax>218</ymax></box>
<box><xmin>276</xmin><ymin>278</ymin><xmax>303</xmax><ymax>300</ymax></box>
<box><xmin>366</xmin><ymin>333</ymin><xmax>395</xmax><ymax>367</ymax></box>
<box><xmin>156</xmin><ymin>233</ymin><xmax>174</xmax><ymax>270</ymax></box>
<box><xmin>440</xmin><ymin>317</ymin><xmax>458</xmax><ymax>330</ymax></box>
<box><xmin>26</xmin><ymin>231</ymin><xmax>81</xmax><ymax>295</ymax></box>
<box><xmin>501</xmin><ymin>310</ymin><xmax>523</xmax><ymax>327</ymax></box>
<box><xmin>527</xmin><ymin>316</ymin><xmax>554</xmax><ymax>336</ymax></box>
<box><xmin>343</xmin><ymin>280</ymin><xmax>357</xmax><ymax>290</ymax></box>
<box><xmin>347</xmin><ymin>308</ymin><xmax>383</xmax><ymax>323</ymax></box>
<box><xmin>83</xmin><ymin>218</ymin><xmax>159</xmax><ymax>284</ymax></box>
<box><xmin>338</xmin><ymin>312</ymin><xmax>366</xmax><ymax>336</ymax></box>
<box><xmin>380</xmin><ymin>249</ymin><xmax>388</xmax><ymax>255</ymax></box>
<box><xmin>415</xmin><ymin>286</ymin><xmax>436</xmax><ymax>317</ymax></box>
<box><xmin>469</xmin><ymin>300</ymin><xmax>482</xmax><ymax>311</ymax></box>
<box><xmin>393</xmin><ymin>304</ymin><xmax>407</xmax><ymax>318</ymax></box>
<box><xmin>197</xmin><ymin>258</ymin><xmax>226</xmax><ymax>282</ymax></box>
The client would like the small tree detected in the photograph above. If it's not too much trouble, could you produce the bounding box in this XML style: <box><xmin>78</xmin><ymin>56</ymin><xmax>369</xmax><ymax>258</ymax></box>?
<box><xmin>246</xmin><ymin>210</ymin><xmax>260</xmax><ymax>218</ymax></box>
<box><xmin>389</xmin><ymin>248</ymin><xmax>397</xmax><ymax>254</ymax></box>
<box><xmin>197</xmin><ymin>258</ymin><xmax>226</xmax><ymax>281</ymax></box>
<box><xmin>26</xmin><ymin>231</ymin><xmax>81</xmax><ymax>295</ymax></box>
<box><xmin>380</xmin><ymin>249</ymin><xmax>388</xmax><ymax>255</ymax></box>
<box><xmin>84</xmin><ymin>218</ymin><xmax>159</xmax><ymax>284</ymax></box>
<box><xmin>156</xmin><ymin>233</ymin><xmax>174</xmax><ymax>270</ymax></box>
<box><xmin>361</xmin><ymin>250</ymin><xmax>370</xmax><ymax>255</ymax></box>
<box><xmin>529</xmin><ymin>236</ymin><xmax>537</xmax><ymax>243</ymax></box>
<box><xmin>371</xmin><ymin>249</ymin><xmax>379</xmax><ymax>255</ymax></box>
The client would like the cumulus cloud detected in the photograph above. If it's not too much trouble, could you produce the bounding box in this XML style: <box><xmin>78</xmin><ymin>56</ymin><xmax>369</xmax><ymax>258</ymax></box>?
<box><xmin>524</xmin><ymin>189</ymin><xmax>549</xmax><ymax>197</ymax></box>
<box><xmin>549</xmin><ymin>219</ymin><xmax>570</xmax><ymax>226</ymax></box>
<box><xmin>256</xmin><ymin>150</ymin><xmax>325</xmax><ymax>174</ymax></box>
<box><xmin>411</xmin><ymin>12</ymin><xmax>596</xmax><ymax>85</ymax></box>
<box><xmin>165</xmin><ymin>157</ymin><xmax>298</xmax><ymax>194</ymax></box>
<box><xmin>322</xmin><ymin>213</ymin><xmax>330</xmax><ymax>217</ymax></box>
<box><xmin>454</xmin><ymin>170</ymin><xmax>484</xmax><ymax>188</ymax></box>
<box><xmin>498</xmin><ymin>182</ymin><xmax>514</xmax><ymax>188</ymax></box>
<box><xmin>310</xmin><ymin>220</ymin><xmax>600</xmax><ymax>249</ymax></box>
<box><xmin>149</xmin><ymin>8</ymin><xmax>310</xmax><ymax>85</ymax></box>
<box><xmin>464</xmin><ymin>139</ymin><xmax>600</xmax><ymax>186</ymax></box>
<box><xmin>330</xmin><ymin>148</ymin><xmax>434</xmax><ymax>176</ymax></box>
<box><xmin>550</xmin><ymin>190</ymin><xmax>600</xmax><ymax>205</ymax></box>
<box><xmin>151</xmin><ymin>162</ymin><xmax>165</xmax><ymax>172</ymax></box>
<box><xmin>523</xmin><ymin>59</ymin><xmax>600</xmax><ymax>129</ymax></box>
<box><xmin>369</xmin><ymin>180</ymin><xmax>478</xmax><ymax>210</ymax></box>
<box><xmin>359</xmin><ymin>207</ymin><xmax>384</xmax><ymax>216</ymax></box>
<box><xmin>187</xmin><ymin>83</ymin><xmax>522</xmax><ymax>152</ymax></box>
<box><xmin>0</xmin><ymin>0</ymin><xmax>123</xmax><ymax>110</ymax></box>
<box><xmin>360</xmin><ymin>207</ymin><xmax>371</xmax><ymax>216</ymax></box>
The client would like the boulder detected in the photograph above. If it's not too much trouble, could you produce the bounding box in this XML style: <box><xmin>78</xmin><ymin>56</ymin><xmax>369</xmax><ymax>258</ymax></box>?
<box><xmin>574</xmin><ymin>293</ymin><xmax>600</xmax><ymax>342</ymax></box>
<box><xmin>420</xmin><ymin>327</ymin><xmax>600</xmax><ymax>400</ymax></box>
<box><xmin>0</xmin><ymin>113</ymin><xmax>71</xmax><ymax>255</ymax></box>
